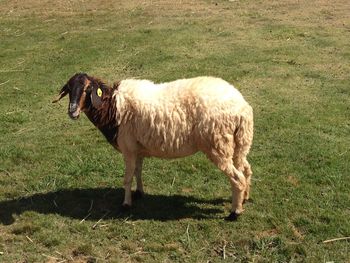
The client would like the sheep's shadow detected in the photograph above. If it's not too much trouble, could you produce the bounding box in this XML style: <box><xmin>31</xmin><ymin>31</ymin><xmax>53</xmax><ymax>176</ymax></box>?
<box><xmin>0</xmin><ymin>187</ymin><xmax>226</xmax><ymax>225</ymax></box>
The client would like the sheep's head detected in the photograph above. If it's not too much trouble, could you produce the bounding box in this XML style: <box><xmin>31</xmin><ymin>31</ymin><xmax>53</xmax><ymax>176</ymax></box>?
<box><xmin>53</xmin><ymin>73</ymin><xmax>111</xmax><ymax>120</ymax></box>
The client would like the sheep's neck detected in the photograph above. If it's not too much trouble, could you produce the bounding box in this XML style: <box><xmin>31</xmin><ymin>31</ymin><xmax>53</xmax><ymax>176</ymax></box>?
<box><xmin>85</xmin><ymin>94</ymin><xmax>119</xmax><ymax>147</ymax></box>
<box><xmin>98</xmin><ymin>118</ymin><xmax>118</xmax><ymax>146</ymax></box>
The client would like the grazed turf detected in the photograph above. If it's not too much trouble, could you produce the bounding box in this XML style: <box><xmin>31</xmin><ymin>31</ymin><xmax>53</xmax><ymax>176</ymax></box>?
<box><xmin>0</xmin><ymin>0</ymin><xmax>349</xmax><ymax>262</ymax></box>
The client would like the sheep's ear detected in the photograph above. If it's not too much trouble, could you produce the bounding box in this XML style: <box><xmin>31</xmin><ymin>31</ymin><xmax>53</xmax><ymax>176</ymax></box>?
<box><xmin>91</xmin><ymin>86</ymin><xmax>103</xmax><ymax>108</ymax></box>
<box><xmin>52</xmin><ymin>84</ymin><xmax>69</xmax><ymax>103</ymax></box>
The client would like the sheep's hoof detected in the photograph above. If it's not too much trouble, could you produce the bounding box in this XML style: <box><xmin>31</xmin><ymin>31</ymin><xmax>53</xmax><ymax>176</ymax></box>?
<box><xmin>225</xmin><ymin>212</ymin><xmax>239</xmax><ymax>221</ymax></box>
<box><xmin>132</xmin><ymin>190</ymin><xmax>144</xmax><ymax>200</ymax></box>
<box><xmin>119</xmin><ymin>204</ymin><xmax>131</xmax><ymax>213</ymax></box>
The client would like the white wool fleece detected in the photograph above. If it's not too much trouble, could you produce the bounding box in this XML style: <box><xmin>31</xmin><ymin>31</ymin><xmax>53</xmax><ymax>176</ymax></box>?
<box><xmin>113</xmin><ymin>77</ymin><xmax>253</xmax><ymax>160</ymax></box>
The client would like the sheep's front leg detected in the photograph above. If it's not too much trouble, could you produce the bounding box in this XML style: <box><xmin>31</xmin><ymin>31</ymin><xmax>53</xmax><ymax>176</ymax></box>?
<box><xmin>133</xmin><ymin>156</ymin><xmax>144</xmax><ymax>199</ymax></box>
<box><xmin>122</xmin><ymin>153</ymin><xmax>137</xmax><ymax>209</ymax></box>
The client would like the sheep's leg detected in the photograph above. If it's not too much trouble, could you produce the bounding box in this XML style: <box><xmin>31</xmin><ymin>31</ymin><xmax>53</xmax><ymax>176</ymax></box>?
<box><xmin>133</xmin><ymin>156</ymin><xmax>144</xmax><ymax>199</ymax></box>
<box><xmin>122</xmin><ymin>154</ymin><xmax>137</xmax><ymax>209</ymax></box>
<box><xmin>208</xmin><ymin>155</ymin><xmax>246</xmax><ymax>221</ymax></box>
<box><xmin>226</xmin><ymin>165</ymin><xmax>246</xmax><ymax>220</ymax></box>
<box><xmin>233</xmin><ymin>157</ymin><xmax>252</xmax><ymax>202</ymax></box>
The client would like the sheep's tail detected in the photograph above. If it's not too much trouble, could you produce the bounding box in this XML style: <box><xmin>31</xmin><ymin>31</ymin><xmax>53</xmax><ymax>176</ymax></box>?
<box><xmin>233</xmin><ymin>105</ymin><xmax>254</xmax><ymax>168</ymax></box>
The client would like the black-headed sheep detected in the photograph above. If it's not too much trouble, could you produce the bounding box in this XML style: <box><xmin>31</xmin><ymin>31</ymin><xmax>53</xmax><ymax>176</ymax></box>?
<box><xmin>53</xmin><ymin>73</ymin><xmax>254</xmax><ymax>220</ymax></box>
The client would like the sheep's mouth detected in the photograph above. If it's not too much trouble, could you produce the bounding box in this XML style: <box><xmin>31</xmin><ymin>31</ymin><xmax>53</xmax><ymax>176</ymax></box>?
<box><xmin>69</xmin><ymin>110</ymin><xmax>80</xmax><ymax>120</ymax></box>
<box><xmin>69</xmin><ymin>112</ymin><xmax>80</xmax><ymax>120</ymax></box>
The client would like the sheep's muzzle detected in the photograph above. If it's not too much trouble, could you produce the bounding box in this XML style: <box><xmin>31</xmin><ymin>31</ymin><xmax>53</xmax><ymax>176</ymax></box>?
<box><xmin>68</xmin><ymin>102</ymin><xmax>80</xmax><ymax>120</ymax></box>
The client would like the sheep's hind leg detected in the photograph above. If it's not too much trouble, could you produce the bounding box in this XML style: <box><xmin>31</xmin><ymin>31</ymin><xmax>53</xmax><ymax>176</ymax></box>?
<box><xmin>208</xmin><ymin>154</ymin><xmax>247</xmax><ymax>221</ymax></box>
<box><xmin>233</xmin><ymin>157</ymin><xmax>252</xmax><ymax>203</ymax></box>
<box><xmin>225</xmin><ymin>164</ymin><xmax>247</xmax><ymax>221</ymax></box>
<box><xmin>133</xmin><ymin>156</ymin><xmax>144</xmax><ymax>200</ymax></box>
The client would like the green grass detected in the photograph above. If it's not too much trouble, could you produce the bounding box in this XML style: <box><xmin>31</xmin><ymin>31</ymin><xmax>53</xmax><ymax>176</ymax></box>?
<box><xmin>1</xmin><ymin>0</ymin><xmax>349</xmax><ymax>262</ymax></box>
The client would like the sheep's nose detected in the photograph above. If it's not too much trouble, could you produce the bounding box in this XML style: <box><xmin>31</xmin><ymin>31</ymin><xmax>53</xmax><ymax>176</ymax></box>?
<box><xmin>68</xmin><ymin>103</ymin><xmax>80</xmax><ymax>119</ymax></box>
<box><xmin>69</xmin><ymin>103</ymin><xmax>78</xmax><ymax>112</ymax></box>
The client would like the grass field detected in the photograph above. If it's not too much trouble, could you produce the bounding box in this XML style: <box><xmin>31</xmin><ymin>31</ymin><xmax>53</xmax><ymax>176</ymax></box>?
<box><xmin>0</xmin><ymin>0</ymin><xmax>349</xmax><ymax>262</ymax></box>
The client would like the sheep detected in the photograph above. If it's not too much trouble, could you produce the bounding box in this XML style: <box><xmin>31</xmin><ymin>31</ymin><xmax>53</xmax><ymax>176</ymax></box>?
<box><xmin>53</xmin><ymin>73</ymin><xmax>254</xmax><ymax>221</ymax></box>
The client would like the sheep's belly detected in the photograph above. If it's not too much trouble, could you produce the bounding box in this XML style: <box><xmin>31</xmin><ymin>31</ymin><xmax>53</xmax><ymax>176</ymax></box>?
<box><xmin>138</xmin><ymin>143</ymin><xmax>198</xmax><ymax>159</ymax></box>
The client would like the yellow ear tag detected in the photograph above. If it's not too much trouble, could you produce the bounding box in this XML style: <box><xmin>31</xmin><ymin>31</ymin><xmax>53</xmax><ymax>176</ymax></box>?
<box><xmin>97</xmin><ymin>88</ymin><xmax>102</xmax><ymax>97</ymax></box>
